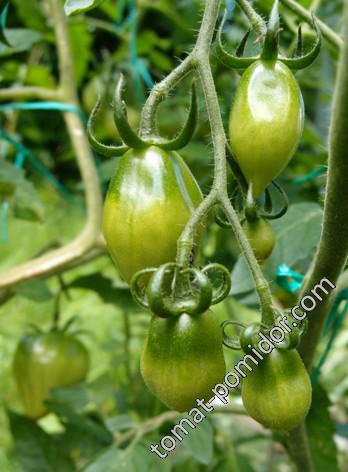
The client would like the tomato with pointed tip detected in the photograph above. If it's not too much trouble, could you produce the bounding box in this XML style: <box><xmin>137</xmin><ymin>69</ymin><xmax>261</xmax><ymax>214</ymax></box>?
<box><xmin>141</xmin><ymin>310</ymin><xmax>226</xmax><ymax>412</ymax></box>
<box><xmin>229</xmin><ymin>60</ymin><xmax>304</xmax><ymax>198</ymax></box>
<box><xmin>13</xmin><ymin>331</ymin><xmax>89</xmax><ymax>419</ymax></box>
<box><xmin>242</xmin><ymin>348</ymin><xmax>312</xmax><ymax>431</ymax></box>
<box><xmin>103</xmin><ymin>145</ymin><xmax>203</xmax><ymax>283</ymax></box>
<box><xmin>243</xmin><ymin>217</ymin><xmax>276</xmax><ymax>263</ymax></box>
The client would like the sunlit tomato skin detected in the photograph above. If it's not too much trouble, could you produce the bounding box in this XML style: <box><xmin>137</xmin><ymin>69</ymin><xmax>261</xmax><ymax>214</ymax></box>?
<box><xmin>242</xmin><ymin>349</ymin><xmax>312</xmax><ymax>432</ymax></box>
<box><xmin>229</xmin><ymin>60</ymin><xmax>304</xmax><ymax>198</ymax></box>
<box><xmin>103</xmin><ymin>145</ymin><xmax>203</xmax><ymax>283</ymax></box>
<box><xmin>13</xmin><ymin>332</ymin><xmax>89</xmax><ymax>419</ymax></box>
<box><xmin>141</xmin><ymin>311</ymin><xmax>226</xmax><ymax>412</ymax></box>
<box><xmin>243</xmin><ymin>218</ymin><xmax>276</xmax><ymax>263</ymax></box>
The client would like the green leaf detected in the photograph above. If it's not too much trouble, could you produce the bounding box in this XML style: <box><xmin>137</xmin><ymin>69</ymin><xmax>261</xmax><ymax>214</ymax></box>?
<box><xmin>0</xmin><ymin>162</ymin><xmax>25</xmax><ymax>197</ymax></box>
<box><xmin>181</xmin><ymin>418</ymin><xmax>214</xmax><ymax>464</ymax></box>
<box><xmin>24</xmin><ymin>64</ymin><xmax>56</xmax><ymax>88</ymax></box>
<box><xmin>0</xmin><ymin>29</ymin><xmax>42</xmax><ymax>56</ymax></box>
<box><xmin>307</xmin><ymin>383</ymin><xmax>339</xmax><ymax>471</ymax></box>
<box><xmin>106</xmin><ymin>415</ymin><xmax>136</xmax><ymax>433</ymax></box>
<box><xmin>8</xmin><ymin>411</ymin><xmax>75</xmax><ymax>472</ymax></box>
<box><xmin>11</xmin><ymin>0</ymin><xmax>47</xmax><ymax>31</ymax></box>
<box><xmin>69</xmin><ymin>273</ymin><xmax>141</xmax><ymax>313</ymax></box>
<box><xmin>50</xmin><ymin>383</ymin><xmax>92</xmax><ymax>412</ymax></box>
<box><xmin>231</xmin><ymin>203</ymin><xmax>323</xmax><ymax>296</ymax></box>
<box><xmin>85</xmin><ymin>443</ymin><xmax>155</xmax><ymax>472</ymax></box>
<box><xmin>266</xmin><ymin>202</ymin><xmax>323</xmax><ymax>272</ymax></box>
<box><xmin>15</xmin><ymin>279</ymin><xmax>53</xmax><ymax>302</ymax></box>
<box><xmin>45</xmin><ymin>400</ymin><xmax>113</xmax><ymax>460</ymax></box>
<box><xmin>64</xmin><ymin>0</ymin><xmax>103</xmax><ymax>17</ymax></box>
<box><xmin>13</xmin><ymin>179</ymin><xmax>45</xmax><ymax>222</ymax></box>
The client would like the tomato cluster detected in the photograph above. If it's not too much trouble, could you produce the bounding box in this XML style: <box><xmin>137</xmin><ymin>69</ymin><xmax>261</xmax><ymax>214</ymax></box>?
<box><xmin>76</xmin><ymin>0</ymin><xmax>319</xmax><ymax>428</ymax></box>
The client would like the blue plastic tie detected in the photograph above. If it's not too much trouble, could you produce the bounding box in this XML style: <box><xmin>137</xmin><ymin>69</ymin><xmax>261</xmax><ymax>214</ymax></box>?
<box><xmin>275</xmin><ymin>264</ymin><xmax>304</xmax><ymax>293</ymax></box>
<box><xmin>292</xmin><ymin>165</ymin><xmax>327</xmax><ymax>186</ymax></box>
<box><xmin>0</xmin><ymin>101</ymin><xmax>86</xmax><ymax>124</ymax></box>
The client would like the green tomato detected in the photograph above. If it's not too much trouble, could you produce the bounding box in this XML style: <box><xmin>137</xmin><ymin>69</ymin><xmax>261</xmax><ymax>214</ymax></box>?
<box><xmin>229</xmin><ymin>60</ymin><xmax>304</xmax><ymax>198</ymax></box>
<box><xmin>141</xmin><ymin>311</ymin><xmax>226</xmax><ymax>412</ymax></box>
<box><xmin>103</xmin><ymin>145</ymin><xmax>203</xmax><ymax>283</ymax></box>
<box><xmin>243</xmin><ymin>217</ymin><xmax>276</xmax><ymax>263</ymax></box>
<box><xmin>13</xmin><ymin>331</ymin><xmax>89</xmax><ymax>419</ymax></box>
<box><xmin>242</xmin><ymin>348</ymin><xmax>312</xmax><ymax>431</ymax></box>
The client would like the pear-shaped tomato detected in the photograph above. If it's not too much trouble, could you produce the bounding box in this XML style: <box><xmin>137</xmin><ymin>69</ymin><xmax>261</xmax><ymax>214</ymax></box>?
<box><xmin>229</xmin><ymin>60</ymin><xmax>304</xmax><ymax>198</ymax></box>
<box><xmin>243</xmin><ymin>218</ymin><xmax>276</xmax><ymax>263</ymax></box>
<box><xmin>141</xmin><ymin>311</ymin><xmax>226</xmax><ymax>412</ymax></box>
<box><xmin>242</xmin><ymin>348</ymin><xmax>312</xmax><ymax>431</ymax></box>
<box><xmin>13</xmin><ymin>332</ymin><xmax>89</xmax><ymax>419</ymax></box>
<box><xmin>103</xmin><ymin>145</ymin><xmax>203</xmax><ymax>283</ymax></box>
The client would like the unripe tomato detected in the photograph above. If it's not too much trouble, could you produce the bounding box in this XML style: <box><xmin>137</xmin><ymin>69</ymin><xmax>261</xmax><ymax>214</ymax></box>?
<box><xmin>229</xmin><ymin>60</ymin><xmax>304</xmax><ymax>198</ymax></box>
<box><xmin>13</xmin><ymin>332</ymin><xmax>89</xmax><ymax>419</ymax></box>
<box><xmin>103</xmin><ymin>145</ymin><xmax>203</xmax><ymax>283</ymax></box>
<box><xmin>141</xmin><ymin>311</ymin><xmax>226</xmax><ymax>412</ymax></box>
<box><xmin>243</xmin><ymin>218</ymin><xmax>276</xmax><ymax>263</ymax></box>
<box><xmin>242</xmin><ymin>349</ymin><xmax>312</xmax><ymax>431</ymax></box>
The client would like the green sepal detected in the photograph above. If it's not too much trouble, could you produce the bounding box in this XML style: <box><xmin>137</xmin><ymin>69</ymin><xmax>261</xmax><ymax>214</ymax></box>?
<box><xmin>202</xmin><ymin>263</ymin><xmax>232</xmax><ymax>305</ymax></box>
<box><xmin>221</xmin><ymin>320</ymin><xmax>246</xmax><ymax>351</ymax></box>
<box><xmin>130</xmin><ymin>267</ymin><xmax>157</xmax><ymax>310</ymax></box>
<box><xmin>159</xmin><ymin>82</ymin><xmax>198</xmax><ymax>151</ymax></box>
<box><xmin>146</xmin><ymin>263</ymin><xmax>213</xmax><ymax>318</ymax></box>
<box><xmin>259</xmin><ymin>180</ymin><xmax>289</xmax><ymax>220</ymax></box>
<box><xmin>244</xmin><ymin>185</ymin><xmax>259</xmax><ymax>223</ymax></box>
<box><xmin>294</xmin><ymin>25</ymin><xmax>303</xmax><ymax>58</ymax></box>
<box><xmin>240</xmin><ymin>322</ymin><xmax>269</xmax><ymax>353</ymax></box>
<box><xmin>280</xmin><ymin>16</ymin><xmax>321</xmax><ymax>70</ymax></box>
<box><xmin>87</xmin><ymin>97</ymin><xmax>129</xmax><ymax>157</ymax></box>
<box><xmin>113</xmin><ymin>74</ymin><xmax>148</xmax><ymax>149</ymax></box>
<box><xmin>216</xmin><ymin>10</ymin><xmax>259</xmax><ymax>70</ymax></box>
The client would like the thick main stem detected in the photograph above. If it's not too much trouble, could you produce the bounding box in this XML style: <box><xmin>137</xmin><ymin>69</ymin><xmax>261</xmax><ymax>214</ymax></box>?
<box><xmin>287</xmin><ymin>1</ymin><xmax>348</xmax><ymax>470</ymax></box>
<box><xmin>298</xmin><ymin>0</ymin><xmax>348</xmax><ymax>371</ymax></box>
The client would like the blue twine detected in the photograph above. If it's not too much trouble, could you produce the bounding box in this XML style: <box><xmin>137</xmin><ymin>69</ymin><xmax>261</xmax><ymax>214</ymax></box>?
<box><xmin>275</xmin><ymin>264</ymin><xmax>304</xmax><ymax>293</ymax></box>
<box><xmin>226</xmin><ymin>0</ymin><xmax>236</xmax><ymax>20</ymax></box>
<box><xmin>0</xmin><ymin>101</ymin><xmax>86</xmax><ymax>123</ymax></box>
<box><xmin>292</xmin><ymin>166</ymin><xmax>327</xmax><ymax>186</ymax></box>
<box><xmin>1</xmin><ymin>201</ymin><xmax>9</xmax><ymax>241</ymax></box>
<box><xmin>0</xmin><ymin>101</ymin><xmax>90</xmax><ymax>241</ymax></box>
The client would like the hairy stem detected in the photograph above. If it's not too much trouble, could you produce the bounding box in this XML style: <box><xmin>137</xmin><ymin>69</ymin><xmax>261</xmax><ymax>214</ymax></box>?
<box><xmin>139</xmin><ymin>55</ymin><xmax>194</xmax><ymax>138</ymax></box>
<box><xmin>287</xmin><ymin>425</ymin><xmax>314</xmax><ymax>472</ymax></box>
<box><xmin>174</xmin><ymin>0</ymin><xmax>275</xmax><ymax>323</ymax></box>
<box><xmin>236</xmin><ymin>0</ymin><xmax>267</xmax><ymax>37</ymax></box>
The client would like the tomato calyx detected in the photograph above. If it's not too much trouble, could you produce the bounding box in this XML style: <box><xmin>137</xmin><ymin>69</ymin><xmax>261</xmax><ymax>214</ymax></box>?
<box><xmin>131</xmin><ymin>262</ymin><xmax>231</xmax><ymax>318</ymax></box>
<box><xmin>87</xmin><ymin>75</ymin><xmax>198</xmax><ymax>157</ymax></box>
<box><xmin>216</xmin><ymin>1</ymin><xmax>321</xmax><ymax>71</ymax></box>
